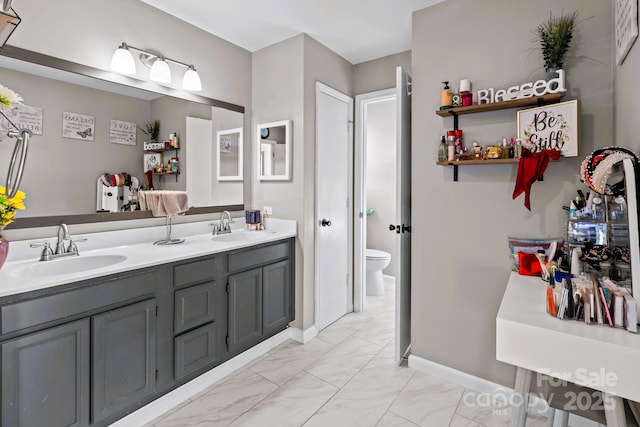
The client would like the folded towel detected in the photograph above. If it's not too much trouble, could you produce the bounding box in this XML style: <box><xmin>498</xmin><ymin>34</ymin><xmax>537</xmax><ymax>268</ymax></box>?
<box><xmin>139</xmin><ymin>190</ymin><xmax>189</xmax><ymax>218</ymax></box>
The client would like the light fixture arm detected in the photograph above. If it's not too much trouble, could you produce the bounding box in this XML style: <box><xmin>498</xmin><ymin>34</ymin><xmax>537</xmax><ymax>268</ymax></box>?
<box><xmin>119</xmin><ymin>42</ymin><xmax>196</xmax><ymax>71</ymax></box>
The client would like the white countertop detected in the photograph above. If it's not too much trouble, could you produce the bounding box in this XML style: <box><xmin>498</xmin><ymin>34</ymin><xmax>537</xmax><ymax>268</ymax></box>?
<box><xmin>496</xmin><ymin>272</ymin><xmax>640</xmax><ymax>402</ymax></box>
<box><xmin>0</xmin><ymin>218</ymin><xmax>296</xmax><ymax>298</ymax></box>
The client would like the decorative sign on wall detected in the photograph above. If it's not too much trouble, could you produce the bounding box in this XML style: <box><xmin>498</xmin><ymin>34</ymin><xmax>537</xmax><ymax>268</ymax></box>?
<box><xmin>144</xmin><ymin>153</ymin><xmax>162</xmax><ymax>172</ymax></box>
<box><xmin>0</xmin><ymin>104</ymin><xmax>43</xmax><ymax>135</ymax></box>
<box><xmin>477</xmin><ymin>69</ymin><xmax>566</xmax><ymax>104</ymax></box>
<box><xmin>615</xmin><ymin>0</ymin><xmax>638</xmax><ymax>65</ymax></box>
<box><xmin>517</xmin><ymin>100</ymin><xmax>580</xmax><ymax>157</ymax></box>
<box><xmin>109</xmin><ymin>119</ymin><xmax>136</xmax><ymax>145</ymax></box>
<box><xmin>62</xmin><ymin>111</ymin><xmax>95</xmax><ymax>141</ymax></box>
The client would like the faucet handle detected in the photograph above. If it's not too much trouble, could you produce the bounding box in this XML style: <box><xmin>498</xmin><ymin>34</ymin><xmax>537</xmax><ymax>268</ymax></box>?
<box><xmin>67</xmin><ymin>237</ymin><xmax>87</xmax><ymax>254</ymax></box>
<box><xmin>209</xmin><ymin>222</ymin><xmax>219</xmax><ymax>235</ymax></box>
<box><xmin>30</xmin><ymin>241</ymin><xmax>53</xmax><ymax>261</ymax></box>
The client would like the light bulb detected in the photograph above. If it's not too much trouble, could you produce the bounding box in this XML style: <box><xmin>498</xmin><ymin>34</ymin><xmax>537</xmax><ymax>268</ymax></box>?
<box><xmin>149</xmin><ymin>57</ymin><xmax>171</xmax><ymax>84</ymax></box>
<box><xmin>182</xmin><ymin>66</ymin><xmax>202</xmax><ymax>91</ymax></box>
<box><xmin>110</xmin><ymin>44</ymin><xmax>136</xmax><ymax>75</ymax></box>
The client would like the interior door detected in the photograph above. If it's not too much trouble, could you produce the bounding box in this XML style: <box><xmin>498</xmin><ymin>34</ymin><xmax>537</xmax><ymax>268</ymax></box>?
<box><xmin>316</xmin><ymin>82</ymin><xmax>353</xmax><ymax>331</ymax></box>
<box><xmin>395</xmin><ymin>66</ymin><xmax>412</xmax><ymax>361</ymax></box>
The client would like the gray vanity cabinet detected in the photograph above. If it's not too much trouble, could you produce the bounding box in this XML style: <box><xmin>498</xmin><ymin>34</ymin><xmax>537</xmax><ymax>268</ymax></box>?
<box><xmin>173</xmin><ymin>256</ymin><xmax>221</xmax><ymax>381</ymax></box>
<box><xmin>91</xmin><ymin>298</ymin><xmax>157</xmax><ymax>424</ymax></box>
<box><xmin>227</xmin><ymin>239</ymin><xmax>294</xmax><ymax>355</ymax></box>
<box><xmin>1</xmin><ymin>319</ymin><xmax>90</xmax><ymax>427</ymax></box>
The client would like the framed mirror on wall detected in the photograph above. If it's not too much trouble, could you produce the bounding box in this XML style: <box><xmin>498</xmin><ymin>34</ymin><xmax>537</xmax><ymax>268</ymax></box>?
<box><xmin>217</xmin><ymin>127</ymin><xmax>243</xmax><ymax>181</ymax></box>
<box><xmin>0</xmin><ymin>45</ymin><xmax>245</xmax><ymax>228</ymax></box>
<box><xmin>257</xmin><ymin>120</ymin><xmax>291</xmax><ymax>181</ymax></box>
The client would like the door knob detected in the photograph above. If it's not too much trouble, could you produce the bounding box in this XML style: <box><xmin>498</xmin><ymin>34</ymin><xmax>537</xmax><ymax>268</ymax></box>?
<box><xmin>320</xmin><ymin>219</ymin><xmax>332</xmax><ymax>227</ymax></box>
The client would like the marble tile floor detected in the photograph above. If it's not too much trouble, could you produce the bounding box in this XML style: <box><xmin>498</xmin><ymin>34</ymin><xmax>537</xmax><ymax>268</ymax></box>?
<box><xmin>145</xmin><ymin>282</ymin><xmax>582</xmax><ymax>427</ymax></box>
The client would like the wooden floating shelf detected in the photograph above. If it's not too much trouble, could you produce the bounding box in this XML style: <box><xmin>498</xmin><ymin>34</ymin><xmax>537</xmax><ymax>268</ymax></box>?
<box><xmin>435</xmin><ymin>93</ymin><xmax>563</xmax><ymax>117</ymax></box>
<box><xmin>436</xmin><ymin>158</ymin><xmax>519</xmax><ymax>166</ymax></box>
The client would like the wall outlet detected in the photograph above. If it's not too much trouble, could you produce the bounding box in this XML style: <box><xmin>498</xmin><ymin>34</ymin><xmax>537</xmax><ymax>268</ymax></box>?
<box><xmin>263</xmin><ymin>206</ymin><xmax>273</xmax><ymax>215</ymax></box>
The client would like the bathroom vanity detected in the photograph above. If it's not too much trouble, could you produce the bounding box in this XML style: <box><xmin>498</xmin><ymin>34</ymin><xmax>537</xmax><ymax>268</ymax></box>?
<box><xmin>0</xmin><ymin>225</ymin><xmax>295</xmax><ymax>427</ymax></box>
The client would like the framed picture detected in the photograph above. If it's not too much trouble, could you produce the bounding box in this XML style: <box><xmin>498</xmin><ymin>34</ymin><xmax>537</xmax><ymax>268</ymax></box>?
<box><xmin>517</xmin><ymin>100</ymin><xmax>580</xmax><ymax>157</ymax></box>
<box><xmin>615</xmin><ymin>0</ymin><xmax>639</xmax><ymax>65</ymax></box>
<box><xmin>144</xmin><ymin>153</ymin><xmax>162</xmax><ymax>172</ymax></box>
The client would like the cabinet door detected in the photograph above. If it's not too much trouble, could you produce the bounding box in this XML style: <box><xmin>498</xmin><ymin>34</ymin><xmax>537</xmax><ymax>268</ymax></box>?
<box><xmin>92</xmin><ymin>299</ymin><xmax>157</xmax><ymax>424</ymax></box>
<box><xmin>263</xmin><ymin>259</ymin><xmax>291</xmax><ymax>337</ymax></box>
<box><xmin>1</xmin><ymin>319</ymin><xmax>90</xmax><ymax>427</ymax></box>
<box><xmin>228</xmin><ymin>268</ymin><xmax>262</xmax><ymax>354</ymax></box>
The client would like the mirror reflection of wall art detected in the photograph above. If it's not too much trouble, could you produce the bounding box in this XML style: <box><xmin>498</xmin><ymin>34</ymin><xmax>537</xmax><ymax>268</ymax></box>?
<box><xmin>62</xmin><ymin>111</ymin><xmax>95</xmax><ymax>141</ymax></box>
<box><xmin>109</xmin><ymin>119</ymin><xmax>137</xmax><ymax>145</ymax></box>
<box><xmin>1</xmin><ymin>104</ymin><xmax>43</xmax><ymax>135</ymax></box>
<box><xmin>257</xmin><ymin>120</ymin><xmax>291</xmax><ymax>181</ymax></box>
<box><xmin>216</xmin><ymin>127</ymin><xmax>243</xmax><ymax>181</ymax></box>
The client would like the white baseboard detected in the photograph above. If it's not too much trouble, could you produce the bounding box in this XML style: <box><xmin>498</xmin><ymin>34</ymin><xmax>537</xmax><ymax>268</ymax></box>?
<box><xmin>290</xmin><ymin>325</ymin><xmax>318</xmax><ymax>343</ymax></box>
<box><xmin>383</xmin><ymin>274</ymin><xmax>396</xmax><ymax>285</ymax></box>
<box><xmin>408</xmin><ymin>355</ymin><xmax>604</xmax><ymax>427</ymax></box>
<box><xmin>110</xmin><ymin>329</ymin><xmax>292</xmax><ymax>427</ymax></box>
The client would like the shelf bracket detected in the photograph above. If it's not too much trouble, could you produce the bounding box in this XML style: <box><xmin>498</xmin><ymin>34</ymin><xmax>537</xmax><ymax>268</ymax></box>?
<box><xmin>536</xmin><ymin>97</ymin><xmax>546</xmax><ymax>106</ymax></box>
<box><xmin>453</xmin><ymin>164</ymin><xmax>458</xmax><ymax>182</ymax></box>
<box><xmin>448</xmin><ymin>110</ymin><xmax>459</xmax><ymax>130</ymax></box>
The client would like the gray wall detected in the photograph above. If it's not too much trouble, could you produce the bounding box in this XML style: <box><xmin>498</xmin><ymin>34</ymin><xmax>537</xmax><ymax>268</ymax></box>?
<box><xmin>353</xmin><ymin>51</ymin><xmax>411</xmax><ymax>95</ymax></box>
<box><xmin>615</xmin><ymin>10</ymin><xmax>640</xmax><ymax>148</ymax></box>
<box><xmin>411</xmin><ymin>0</ymin><xmax>613</xmax><ymax>387</ymax></box>
<box><xmin>366</xmin><ymin>98</ymin><xmax>397</xmax><ymax>277</ymax></box>
<box><xmin>251</xmin><ymin>34</ymin><xmax>352</xmax><ymax>330</ymax></box>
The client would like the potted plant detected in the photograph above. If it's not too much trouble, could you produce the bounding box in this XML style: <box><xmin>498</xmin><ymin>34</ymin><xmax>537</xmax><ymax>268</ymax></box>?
<box><xmin>141</xmin><ymin>120</ymin><xmax>160</xmax><ymax>142</ymax></box>
<box><xmin>534</xmin><ymin>11</ymin><xmax>579</xmax><ymax>73</ymax></box>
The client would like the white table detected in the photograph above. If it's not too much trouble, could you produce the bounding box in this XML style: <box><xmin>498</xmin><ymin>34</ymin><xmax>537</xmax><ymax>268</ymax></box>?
<box><xmin>496</xmin><ymin>272</ymin><xmax>640</xmax><ymax>427</ymax></box>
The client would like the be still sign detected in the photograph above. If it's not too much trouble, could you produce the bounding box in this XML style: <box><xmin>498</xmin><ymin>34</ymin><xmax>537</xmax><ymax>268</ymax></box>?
<box><xmin>517</xmin><ymin>100</ymin><xmax>580</xmax><ymax>157</ymax></box>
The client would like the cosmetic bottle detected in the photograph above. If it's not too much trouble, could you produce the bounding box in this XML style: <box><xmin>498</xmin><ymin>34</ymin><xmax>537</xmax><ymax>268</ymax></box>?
<box><xmin>501</xmin><ymin>138</ymin><xmax>509</xmax><ymax>159</ymax></box>
<box><xmin>447</xmin><ymin>136</ymin><xmax>455</xmax><ymax>161</ymax></box>
<box><xmin>440</xmin><ymin>81</ymin><xmax>453</xmax><ymax>108</ymax></box>
<box><xmin>437</xmin><ymin>135</ymin><xmax>447</xmax><ymax>162</ymax></box>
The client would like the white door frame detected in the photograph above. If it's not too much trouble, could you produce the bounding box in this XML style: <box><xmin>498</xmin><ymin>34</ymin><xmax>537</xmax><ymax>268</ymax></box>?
<box><xmin>314</xmin><ymin>81</ymin><xmax>354</xmax><ymax>330</ymax></box>
<box><xmin>353</xmin><ymin>88</ymin><xmax>396</xmax><ymax>312</ymax></box>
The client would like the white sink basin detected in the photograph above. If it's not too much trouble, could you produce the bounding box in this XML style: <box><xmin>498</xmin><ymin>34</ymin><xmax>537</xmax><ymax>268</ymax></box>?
<box><xmin>212</xmin><ymin>231</ymin><xmax>274</xmax><ymax>243</ymax></box>
<box><xmin>10</xmin><ymin>254</ymin><xmax>128</xmax><ymax>278</ymax></box>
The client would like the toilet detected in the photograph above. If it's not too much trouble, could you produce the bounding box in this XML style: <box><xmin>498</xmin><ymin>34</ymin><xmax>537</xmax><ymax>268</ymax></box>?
<box><xmin>365</xmin><ymin>249</ymin><xmax>391</xmax><ymax>296</ymax></box>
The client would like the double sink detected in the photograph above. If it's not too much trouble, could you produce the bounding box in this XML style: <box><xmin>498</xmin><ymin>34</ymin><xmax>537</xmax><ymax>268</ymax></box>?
<box><xmin>5</xmin><ymin>229</ymin><xmax>279</xmax><ymax>280</ymax></box>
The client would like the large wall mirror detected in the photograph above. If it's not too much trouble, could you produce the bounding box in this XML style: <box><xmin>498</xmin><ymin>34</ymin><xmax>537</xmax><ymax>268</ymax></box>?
<box><xmin>257</xmin><ymin>120</ymin><xmax>291</xmax><ymax>181</ymax></box>
<box><xmin>0</xmin><ymin>46</ymin><xmax>245</xmax><ymax>228</ymax></box>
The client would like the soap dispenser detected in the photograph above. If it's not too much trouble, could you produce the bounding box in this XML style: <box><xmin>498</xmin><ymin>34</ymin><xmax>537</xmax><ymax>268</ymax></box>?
<box><xmin>440</xmin><ymin>81</ymin><xmax>453</xmax><ymax>109</ymax></box>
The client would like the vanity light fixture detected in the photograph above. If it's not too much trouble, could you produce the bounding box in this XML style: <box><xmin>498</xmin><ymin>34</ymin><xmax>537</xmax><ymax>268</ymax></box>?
<box><xmin>110</xmin><ymin>42</ymin><xmax>202</xmax><ymax>91</ymax></box>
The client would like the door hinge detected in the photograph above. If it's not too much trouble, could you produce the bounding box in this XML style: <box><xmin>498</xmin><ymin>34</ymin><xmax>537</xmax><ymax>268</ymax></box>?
<box><xmin>406</xmin><ymin>76</ymin><xmax>413</xmax><ymax>96</ymax></box>
<box><xmin>226</xmin><ymin>283</ymin><xmax>229</xmax><ymax>293</ymax></box>
<box><xmin>155</xmin><ymin>369</ymin><xmax>159</xmax><ymax>381</ymax></box>
<box><xmin>226</xmin><ymin>335</ymin><xmax>229</xmax><ymax>348</ymax></box>
<box><xmin>155</xmin><ymin>306</ymin><xmax>159</xmax><ymax>316</ymax></box>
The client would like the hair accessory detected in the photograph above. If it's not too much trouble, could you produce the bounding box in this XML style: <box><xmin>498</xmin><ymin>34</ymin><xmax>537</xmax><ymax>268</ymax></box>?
<box><xmin>580</xmin><ymin>147</ymin><xmax>638</xmax><ymax>195</ymax></box>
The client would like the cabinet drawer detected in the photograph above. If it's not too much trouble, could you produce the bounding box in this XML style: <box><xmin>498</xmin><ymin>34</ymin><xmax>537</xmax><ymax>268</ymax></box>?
<box><xmin>0</xmin><ymin>270</ymin><xmax>157</xmax><ymax>335</ymax></box>
<box><xmin>174</xmin><ymin>282</ymin><xmax>216</xmax><ymax>334</ymax></box>
<box><xmin>174</xmin><ymin>322</ymin><xmax>216</xmax><ymax>380</ymax></box>
<box><xmin>174</xmin><ymin>257</ymin><xmax>217</xmax><ymax>288</ymax></box>
<box><xmin>228</xmin><ymin>241</ymin><xmax>289</xmax><ymax>272</ymax></box>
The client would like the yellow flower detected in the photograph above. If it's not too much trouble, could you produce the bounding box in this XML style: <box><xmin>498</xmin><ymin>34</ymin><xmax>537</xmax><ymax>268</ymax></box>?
<box><xmin>0</xmin><ymin>186</ymin><xmax>26</xmax><ymax>228</ymax></box>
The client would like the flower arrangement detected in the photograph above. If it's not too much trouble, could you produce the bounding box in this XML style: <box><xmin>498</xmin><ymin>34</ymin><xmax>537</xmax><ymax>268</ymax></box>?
<box><xmin>534</xmin><ymin>11</ymin><xmax>579</xmax><ymax>72</ymax></box>
<box><xmin>0</xmin><ymin>83</ymin><xmax>23</xmax><ymax>109</ymax></box>
<box><xmin>140</xmin><ymin>120</ymin><xmax>160</xmax><ymax>141</ymax></box>
<box><xmin>0</xmin><ymin>186</ymin><xmax>26</xmax><ymax>229</ymax></box>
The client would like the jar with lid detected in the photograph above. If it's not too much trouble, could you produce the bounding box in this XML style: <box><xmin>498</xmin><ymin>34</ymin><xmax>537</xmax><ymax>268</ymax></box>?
<box><xmin>609</xmin><ymin>195</ymin><xmax>627</xmax><ymax>221</ymax></box>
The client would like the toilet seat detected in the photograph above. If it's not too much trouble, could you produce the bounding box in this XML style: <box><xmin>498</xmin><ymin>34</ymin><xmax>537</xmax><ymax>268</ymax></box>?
<box><xmin>366</xmin><ymin>249</ymin><xmax>390</xmax><ymax>260</ymax></box>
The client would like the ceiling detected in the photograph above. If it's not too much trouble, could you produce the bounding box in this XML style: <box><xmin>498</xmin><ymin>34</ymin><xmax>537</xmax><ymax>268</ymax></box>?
<box><xmin>137</xmin><ymin>0</ymin><xmax>444</xmax><ymax>64</ymax></box>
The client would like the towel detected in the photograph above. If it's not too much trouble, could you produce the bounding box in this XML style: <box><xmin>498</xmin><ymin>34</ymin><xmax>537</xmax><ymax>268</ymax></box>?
<box><xmin>139</xmin><ymin>190</ymin><xmax>189</xmax><ymax>218</ymax></box>
<box><xmin>513</xmin><ymin>148</ymin><xmax>561</xmax><ymax>210</ymax></box>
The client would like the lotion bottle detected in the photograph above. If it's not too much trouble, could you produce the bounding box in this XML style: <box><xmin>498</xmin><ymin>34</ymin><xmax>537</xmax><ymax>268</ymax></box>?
<box><xmin>440</xmin><ymin>81</ymin><xmax>453</xmax><ymax>108</ymax></box>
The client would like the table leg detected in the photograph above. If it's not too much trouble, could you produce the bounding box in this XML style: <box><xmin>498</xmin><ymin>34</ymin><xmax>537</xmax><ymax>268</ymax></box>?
<box><xmin>603</xmin><ymin>393</ymin><xmax>626</xmax><ymax>427</ymax></box>
<box><xmin>511</xmin><ymin>367</ymin><xmax>532</xmax><ymax>427</ymax></box>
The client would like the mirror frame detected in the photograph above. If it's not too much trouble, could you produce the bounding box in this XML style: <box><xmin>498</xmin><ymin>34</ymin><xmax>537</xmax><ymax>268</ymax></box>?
<box><xmin>0</xmin><ymin>45</ymin><xmax>245</xmax><ymax>229</ymax></box>
<box><xmin>216</xmin><ymin>127</ymin><xmax>243</xmax><ymax>181</ymax></box>
<box><xmin>257</xmin><ymin>120</ymin><xmax>291</xmax><ymax>181</ymax></box>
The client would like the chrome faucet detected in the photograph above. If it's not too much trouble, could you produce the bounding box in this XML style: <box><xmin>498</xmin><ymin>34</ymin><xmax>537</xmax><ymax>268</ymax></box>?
<box><xmin>55</xmin><ymin>223</ymin><xmax>70</xmax><ymax>254</ymax></box>
<box><xmin>219</xmin><ymin>210</ymin><xmax>233</xmax><ymax>234</ymax></box>
<box><xmin>30</xmin><ymin>223</ymin><xmax>87</xmax><ymax>261</ymax></box>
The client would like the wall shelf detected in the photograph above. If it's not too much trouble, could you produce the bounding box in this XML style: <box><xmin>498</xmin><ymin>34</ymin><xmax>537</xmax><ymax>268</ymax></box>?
<box><xmin>436</xmin><ymin>93</ymin><xmax>564</xmax><ymax>181</ymax></box>
<box><xmin>435</xmin><ymin>93</ymin><xmax>563</xmax><ymax>118</ymax></box>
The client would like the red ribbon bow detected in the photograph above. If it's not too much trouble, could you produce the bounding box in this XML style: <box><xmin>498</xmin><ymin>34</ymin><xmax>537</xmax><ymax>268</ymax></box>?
<box><xmin>512</xmin><ymin>148</ymin><xmax>561</xmax><ymax>210</ymax></box>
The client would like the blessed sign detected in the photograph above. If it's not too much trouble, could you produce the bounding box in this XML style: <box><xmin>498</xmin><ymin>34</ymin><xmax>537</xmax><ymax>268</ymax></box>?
<box><xmin>477</xmin><ymin>69</ymin><xmax>567</xmax><ymax>104</ymax></box>
<box><xmin>516</xmin><ymin>100</ymin><xmax>579</xmax><ymax>157</ymax></box>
